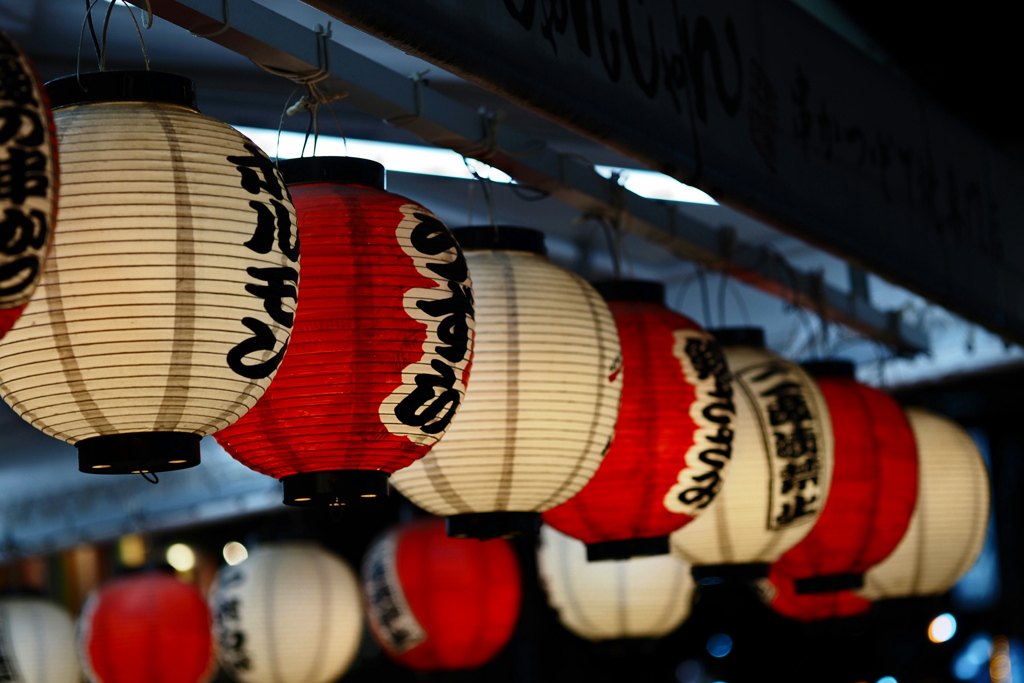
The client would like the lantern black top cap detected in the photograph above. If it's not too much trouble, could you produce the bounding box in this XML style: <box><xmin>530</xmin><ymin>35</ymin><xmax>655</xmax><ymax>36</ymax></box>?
<box><xmin>592</xmin><ymin>280</ymin><xmax>665</xmax><ymax>304</ymax></box>
<box><xmin>708</xmin><ymin>327</ymin><xmax>765</xmax><ymax>348</ymax></box>
<box><xmin>278</xmin><ymin>156</ymin><xmax>386</xmax><ymax>190</ymax></box>
<box><xmin>45</xmin><ymin>71</ymin><xmax>198</xmax><ymax>111</ymax></box>
<box><xmin>802</xmin><ymin>359</ymin><xmax>856</xmax><ymax>378</ymax></box>
<box><xmin>453</xmin><ymin>226</ymin><xmax>547</xmax><ymax>255</ymax></box>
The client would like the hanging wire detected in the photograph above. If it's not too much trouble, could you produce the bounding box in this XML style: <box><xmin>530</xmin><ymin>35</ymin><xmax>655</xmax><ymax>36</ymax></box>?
<box><xmin>463</xmin><ymin>158</ymin><xmax>497</xmax><ymax>228</ymax></box>
<box><xmin>79</xmin><ymin>0</ymin><xmax>151</xmax><ymax>80</ymax></box>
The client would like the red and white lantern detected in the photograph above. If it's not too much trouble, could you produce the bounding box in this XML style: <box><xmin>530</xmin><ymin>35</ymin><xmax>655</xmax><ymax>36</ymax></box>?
<box><xmin>215</xmin><ymin>157</ymin><xmax>473</xmax><ymax>505</ymax></box>
<box><xmin>0</xmin><ymin>29</ymin><xmax>57</xmax><ymax>339</ymax></box>
<box><xmin>79</xmin><ymin>572</ymin><xmax>215</xmax><ymax>683</ymax></box>
<box><xmin>0</xmin><ymin>71</ymin><xmax>298</xmax><ymax>474</ymax></box>
<box><xmin>210</xmin><ymin>542</ymin><xmax>363</xmax><ymax>683</ymax></box>
<box><xmin>764</xmin><ymin>361</ymin><xmax>918</xmax><ymax>622</ymax></box>
<box><xmin>860</xmin><ymin>407</ymin><xmax>990</xmax><ymax>601</ymax></box>
<box><xmin>544</xmin><ymin>280</ymin><xmax>734</xmax><ymax>560</ymax></box>
<box><xmin>390</xmin><ymin>227</ymin><xmax>623</xmax><ymax>539</ymax></box>
<box><xmin>363</xmin><ymin>516</ymin><xmax>521</xmax><ymax>671</ymax></box>
<box><xmin>671</xmin><ymin>328</ymin><xmax>833</xmax><ymax>579</ymax></box>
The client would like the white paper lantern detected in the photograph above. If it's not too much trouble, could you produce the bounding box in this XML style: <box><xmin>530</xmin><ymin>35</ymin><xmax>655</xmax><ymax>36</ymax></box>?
<box><xmin>390</xmin><ymin>227</ymin><xmax>622</xmax><ymax>539</ymax></box>
<box><xmin>538</xmin><ymin>525</ymin><xmax>695</xmax><ymax>641</ymax></box>
<box><xmin>210</xmin><ymin>542</ymin><xmax>363</xmax><ymax>683</ymax></box>
<box><xmin>670</xmin><ymin>329</ymin><xmax>833</xmax><ymax>577</ymax></box>
<box><xmin>0</xmin><ymin>71</ymin><xmax>298</xmax><ymax>474</ymax></box>
<box><xmin>859</xmin><ymin>407</ymin><xmax>990</xmax><ymax>600</ymax></box>
<box><xmin>0</xmin><ymin>596</ymin><xmax>80</xmax><ymax>683</ymax></box>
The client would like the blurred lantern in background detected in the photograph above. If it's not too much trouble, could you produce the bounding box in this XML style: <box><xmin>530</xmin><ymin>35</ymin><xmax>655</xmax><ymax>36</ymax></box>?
<box><xmin>391</xmin><ymin>226</ymin><xmax>622</xmax><ymax>539</ymax></box>
<box><xmin>79</xmin><ymin>571</ymin><xmax>214</xmax><ymax>683</ymax></box>
<box><xmin>0</xmin><ymin>596</ymin><xmax>80</xmax><ymax>683</ymax></box>
<box><xmin>363</xmin><ymin>516</ymin><xmax>521</xmax><ymax>671</ymax></box>
<box><xmin>544</xmin><ymin>280</ymin><xmax>734</xmax><ymax>561</ymax></box>
<box><xmin>0</xmin><ymin>70</ymin><xmax>297</xmax><ymax>475</ymax></box>
<box><xmin>215</xmin><ymin>156</ymin><xmax>473</xmax><ymax>506</ymax></box>
<box><xmin>860</xmin><ymin>407</ymin><xmax>990</xmax><ymax>600</ymax></box>
<box><xmin>671</xmin><ymin>328</ymin><xmax>833</xmax><ymax>580</ymax></box>
<box><xmin>764</xmin><ymin>361</ymin><xmax>918</xmax><ymax>622</ymax></box>
<box><xmin>0</xmin><ymin>30</ymin><xmax>57</xmax><ymax>339</ymax></box>
<box><xmin>537</xmin><ymin>525</ymin><xmax>696</xmax><ymax>640</ymax></box>
<box><xmin>210</xmin><ymin>542</ymin><xmax>362</xmax><ymax>683</ymax></box>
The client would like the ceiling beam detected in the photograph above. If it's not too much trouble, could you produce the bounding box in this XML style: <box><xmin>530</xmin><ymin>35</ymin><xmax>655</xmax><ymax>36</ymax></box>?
<box><xmin>131</xmin><ymin>0</ymin><xmax>928</xmax><ymax>354</ymax></box>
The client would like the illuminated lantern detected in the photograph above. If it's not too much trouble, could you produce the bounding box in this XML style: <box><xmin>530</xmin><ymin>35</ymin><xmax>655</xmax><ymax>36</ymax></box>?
<box><xmin>391</xmin><ymin>227</ymin><xmax>622</xmax><ymax>539</ymax></box>
<box><xmin>537</xmin><ymin>525</ymin><xmax>695</xmax><ymax>640</ymax></box>
<box><xmin>215</xmin><ymin>157</ymin><xmax>472</xmax><ymax>505</ymax></box>
<box><xmin>0</xmin><ymin>30</ymin><xmax>57</xmax><ymax>339</ymax></box>
<box><xmin>79</xmin><ymin>572</ymin><xmax>215</xmax><ymax>683</ymax></box>
<box><xmin>363</xmin><ymin>516</ymin><xmax>521</xmax><ymax>671</ymax></box>
<box><xmin>764</xmin><ymin>361</ymin><xmax>918</xmax><ymax>622</ymax></box>
<box><xmin>210</xmin><ymin>542</ymin><xmax>362</xmax><ymax>683</ymax></box>
<box><xmin>671</xmin><ymin>328</ymin><xmax>833</xmax><ymax>579</ymax></box>
<box><xmin>860</xmin><ymin>407</ymin><xmax>990</xmax><ymax>600</ymax></box>
<box><xmin>0</xmin><ymin>596</ymin><xmax>80</xmax><ymax>682</ymax></box>
<box><xmin>544</xmin><ymin>280</ymin><xmax>734</xmax><ymax>560</ymax></box>
<box><xmin>0</xmin><ymin>71</ymin><xmax>298</xmax><ymax>474</ymax></box>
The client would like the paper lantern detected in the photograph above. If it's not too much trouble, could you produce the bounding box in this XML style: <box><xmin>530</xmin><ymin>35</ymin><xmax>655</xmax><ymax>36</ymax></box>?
<box><xmin>0</xmin><ymin>71</ymin><xmax>298</xmax><ymax>474</ymax></box>
<box><xmin>537</xmin><ymin>525</ymin><xmax>695</xmax><ymax>641</ymax></box>
<box><xmin>363</xmin><ymin>516</ymin><xmax>521</xmax><ymax>671</ymax></box>
<box><xmin>391</xmin><ymin>227</ymin><xmax>622</xmax><ymax>539</ymax></box>
<box><xmin>215</xmin><ymin>157</ymin><xmax>473</xmax><ymax>505</ymax></box>
<box><xmin>860</xmin><ymin>407</ymin><xmax>990</xmax><ymax>600</ymax></box>
<box><xmin>210</xmin><ymin>542</ymin><xmax>362</xmax><ymax>683</ymax></box>
<box><xmin>765</xmin><ymin>361</ymin><xmax>918</xmax><ymax>622</ymax></box>
<box><xmin>543</xmin><ymin>280</ymin><xmax>734</xmax><ymax>560</ymax></box>
<box><xmin>79</xmin><ymin>572</ymin><xmax>215</xmax><ymax>683</ymax></box>
<box><xmin>671</xmin><ymin>328</ymin><xmax>834</xmax><ymax>579</ymax></box>
<box><xmin>0</xmin><ymin>30</ymin><xmax>57</xmax><ymax>338</ymax></box>
<box><xmin>0</xmin><ymin>596</ymin><xmax>80</xmax><ymax>682</ymax></box>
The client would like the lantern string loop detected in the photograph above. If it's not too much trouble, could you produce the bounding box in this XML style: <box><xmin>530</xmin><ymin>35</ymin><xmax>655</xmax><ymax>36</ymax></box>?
<box><xmin>78</xmin><ymin>0</ymin><xmax>152</xmax><ymax>83</ymax></box>
<box><xmin>191</xmin><ymin>0</ymin><xmax>232</xmax><ymax>38</ymax></box>
<box><xmin>384</xmin><ymin>70</ymin><xmax>430</xmax><ymax>128</ymax></box>
<box><xmin>140</xmin><ymin>471</ymin><xmax>159</xmax><ymax>484</ymax></box>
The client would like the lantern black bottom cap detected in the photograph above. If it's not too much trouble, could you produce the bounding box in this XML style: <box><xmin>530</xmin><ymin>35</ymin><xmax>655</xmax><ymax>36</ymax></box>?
<box><xmin>692</xmin><ymin>562</ymin><xmax>771</xmax><ymax>584</ymax></box>
<box><xmin>282</xmin><ymin>470</ymin><xmax>390</xmax><ymax>507</ymax></box>
<box><xmin>586</xmin><ymin>536</ymin><xmax>670</xmax><ymax>562</ymax></box>
<box><xmin>794</xmin><ymin>572</ymin><xmax>864</xmax><ymax>594</ymax></box>
<box><xmin>446</xmin><ymin>512</ymin><xmax>541</xmax><ymax>540</ymax></box>
<box><xmin>77</xmin><ymin>432</ymin><xmax>201</xmax><ymax>474</ymax></box>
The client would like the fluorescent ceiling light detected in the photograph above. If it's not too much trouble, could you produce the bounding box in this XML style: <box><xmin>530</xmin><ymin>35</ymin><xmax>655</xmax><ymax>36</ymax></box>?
<box><xmin>233</xmin><ymin>126</ymin><xmax>716</xmax><ymax>205</ymax></box>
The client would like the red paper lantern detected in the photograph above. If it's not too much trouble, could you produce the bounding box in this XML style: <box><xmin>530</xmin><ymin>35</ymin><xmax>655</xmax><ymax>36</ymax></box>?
<box><xmin>543</xmin><ymin>280</ymin><xmax>734</xmax><ymax>560</ymax></box>
<box><xmin>0</xmin><ymin>29</ymin><xmax>57</xmax><ymax>338</ymax></box>
<box><xmin>79</xmin><ymin>572</ymin><xmax>214</xmax><ymax>683</ymax></box>
<box><xmin>215</xmin><ymin>157</ymin><xmax>473</xmax><ymax>505</ymax></box>
<box><xmin>363</xmin><ymin>516</ymin><xmax>521</xmax><ymax>672</ymax></box>
<box><xmin>765</xmin><ymin>361</ymin><xmax>918</xmax><ymax>622</ymax></box>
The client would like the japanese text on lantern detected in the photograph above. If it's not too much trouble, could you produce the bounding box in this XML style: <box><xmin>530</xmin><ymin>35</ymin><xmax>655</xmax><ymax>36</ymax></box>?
<box><xmin>211</xmin><ymin>567</ymin><xmax>252</xmax><ymax>674</ymax></box>
<box><xmin>741</xmin><ymin>362</ymin><xmax>825</xmax><ymax>529</ymax></box>
<box><xmin>664</xmin><ymin>332</ymin><xmax>735</xmax><ymax>515</ymax></box>
<box><xmin>363</xmin><ymin>533</ymin><xmax>426</xmax><ymax>653</ymax></box>
<box><xmin>0</xmin><ymin>33</ymin><xmax>52</xmax><ymax>309</ymax></box>
<box><xmin>386</xmin><ymin>206</ymin><xmax>474</xmax><ymax>442</ymax></box>
<box><xmin>225</xmin><ymin>144</ymin><xmax>300</xmax><ymax>380</ymax></box>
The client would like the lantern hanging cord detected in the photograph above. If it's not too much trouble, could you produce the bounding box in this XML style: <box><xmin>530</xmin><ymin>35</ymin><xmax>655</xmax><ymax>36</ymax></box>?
<box><xmin>140</xmin><ymin>471</ymin><xmax>159</xmax><ymax>484</ymax></box>
<box><xmin>78</xmin><ymin>0</ymin><xmax>151</xmax><ymax>81</ymax></box>
<box><xmin>191</xmin><ymin>0</ymin><xmax>232</xmax><ymax>38</ymax></box>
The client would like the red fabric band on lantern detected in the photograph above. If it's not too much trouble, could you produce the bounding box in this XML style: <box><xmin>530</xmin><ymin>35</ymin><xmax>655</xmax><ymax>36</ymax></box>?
<box><xmin>766</xmin><ymin>365</ymin><xmax>918</xmax><ymax>621</ymax></box>
<box><xmin>363</xmin><ymin>517</ymin><xmax>521</xmax><ymax>672</ymax></box>
<box><xmin>215</xmin><ymin>158</ymin><xmax>473</xmax><ymax>505</ymax></box>
<box><xmin>79</xmin><ymin>572</ymin><xmax>214</xmax><ymax>683</ymax></box>
<box><xmin>543</xmin><ymin>292</ymin><xmax>734</xmax><ymax>560</ymax></box>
